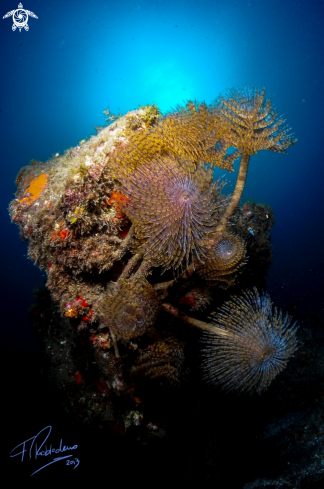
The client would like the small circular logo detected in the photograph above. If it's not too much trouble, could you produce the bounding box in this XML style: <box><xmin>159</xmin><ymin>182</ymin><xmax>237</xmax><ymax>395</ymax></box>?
<box><xmin>13</xmin><ymin>8</ymin><xmax>29</xmax><ymax>31</ymax></box>
<box><xmin>3</xmin><ymin>3</ymin><xmax>38</xmax><ymax>32</ymax></box>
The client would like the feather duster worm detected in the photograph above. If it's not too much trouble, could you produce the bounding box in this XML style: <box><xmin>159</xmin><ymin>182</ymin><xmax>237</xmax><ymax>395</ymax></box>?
<box><xmin>116</xmin><ymin>156</ymin><xmax>228</xmax><ymax>272</ymax></box>
<box><xmin>200</xmin><ymin>287</ymin><xmax>298</xmax><ymax>394</ymax></box>
<box><xmin>136</xmin><ymin>337</ymin><xmax>185</xmax><ymax>386</ymax></box>
<box><xmin>215</xmin><ymin>87</ymin><xmax>297</xmax><ymax>233</ymax></box>
<box><xmin>197</xmin><ymin>232</ymin><xmax>247</xmax><ymax>288</ymax></box>
<box><xmin>217</xmin><ymin>86</ymin><xmax>296</xmax><ymax>155</ymax></box>
<box><xmin>109</xmin><ymin>100</ymin><xmax>239</xmax><ymax>179</ymax></box>
<box><xmin>99</xmin><ymin>278</ymin><xmax>160</xmax><ymax>340</ymax></box>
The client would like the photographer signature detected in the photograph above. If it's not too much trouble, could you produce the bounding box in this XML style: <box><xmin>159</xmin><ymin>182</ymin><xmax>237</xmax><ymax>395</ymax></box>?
<box><xmin>10</xmin><ymin>425</ymin><xmax>79</xmax><ymax>476</ymax></box>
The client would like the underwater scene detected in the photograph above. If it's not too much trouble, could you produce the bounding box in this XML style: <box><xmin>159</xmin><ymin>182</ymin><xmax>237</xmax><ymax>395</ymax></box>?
<box><xmin>2</xmin><ymin>0</ymin><xmax>324</xmax><ymax>486</ymax></box>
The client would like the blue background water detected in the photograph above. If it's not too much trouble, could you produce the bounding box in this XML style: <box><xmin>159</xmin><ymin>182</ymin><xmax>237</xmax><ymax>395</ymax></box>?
<box><xmin>1</xmin><ymin>0</ymin><xmax>323</xmax><ymax>356</ymax></box>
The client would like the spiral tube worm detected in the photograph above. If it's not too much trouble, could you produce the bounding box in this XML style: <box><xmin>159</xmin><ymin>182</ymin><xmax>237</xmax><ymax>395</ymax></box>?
<box><xmin>109</xmin><ymin>100</ymin><xmax>238</xmax><ymax>178</ymax></box>
<box><xmin>116</xmin><ymin>156</ymin><xmax>228</xmax><ymax>273</ymax></box>
<box><xmin>136</xmin><ymin>337</ymin><xmax>185</xmax><ymax>386</ymax></box>
<box><xmin>162</xmin><ymin>287</ymin><xmax>298</xmax><ymax>394</ymax></box>
<box><xmin>215</xmin><ymin>87</ymin><xmax>297</xmax><ymax>234</ymax></box>
<box><xmin>99</xmin><ymin>278</ymin><xmax>160</xmax><ymax>340</ymax></box>
<box><xmin>197</xmin><ymin>231</ymin><xmax>247</xmax><ymax>288</ymax></box>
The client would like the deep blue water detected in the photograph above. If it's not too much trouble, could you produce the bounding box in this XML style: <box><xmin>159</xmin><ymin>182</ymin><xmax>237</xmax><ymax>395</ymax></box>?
<box><xmin>1</xmin><ymin>0</ymin><xmax>323</xmax><ymax>359</ymax></box>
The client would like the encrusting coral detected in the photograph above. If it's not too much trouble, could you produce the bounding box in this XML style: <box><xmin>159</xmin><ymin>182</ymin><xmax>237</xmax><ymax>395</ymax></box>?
<box><xmin>10</xmin><ymin>88</ymin><xmax>298</xmax><ymax>434</ymax></box>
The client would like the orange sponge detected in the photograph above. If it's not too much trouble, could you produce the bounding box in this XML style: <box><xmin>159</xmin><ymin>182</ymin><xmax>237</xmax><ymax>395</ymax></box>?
<box><xmin>18</xmin><ymin>173</ymin><xmax>47</xmax><ymax>205</ymax></box>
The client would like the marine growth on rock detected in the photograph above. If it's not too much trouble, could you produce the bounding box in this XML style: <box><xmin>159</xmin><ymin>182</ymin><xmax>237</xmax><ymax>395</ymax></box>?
<box><xmin>10</xmin><ymin>89</ymin><xmax>298</xmax><ymax>434</ymax></box>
